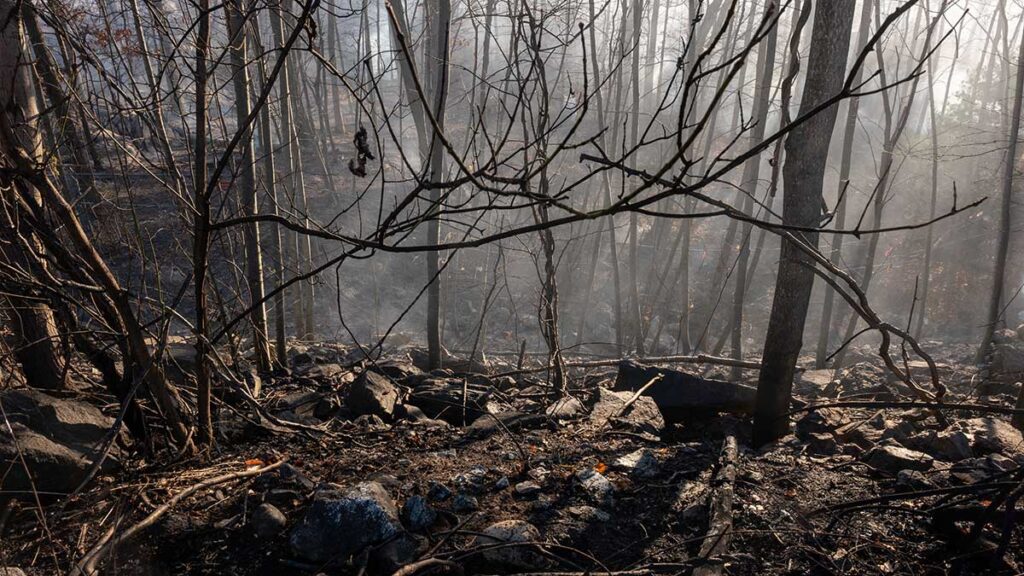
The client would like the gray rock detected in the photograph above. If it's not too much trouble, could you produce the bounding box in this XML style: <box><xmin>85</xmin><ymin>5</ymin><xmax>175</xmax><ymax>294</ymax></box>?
<box><xmin>347</xmin><ymin>370</ymin><xmax>400</xmax><ymax>419</ymax></box>
<box><xmin>613</xmin><ymin>361</ymin><xmax>757</xmax><ymax>420</ymax></box>
<box><xmin>514</xmin><ymin>480</ymin><xmax>542</xmax><ymax>497</ymax></box>
<box><xmin>864</xmin><ymin>444</ymin><xmax>934</xmax><ymax>473</ymax></box>
<box><xmin>474</xmin><ymin>520</ymin><xmax>548</xmax><ymax>570</ymax></box>
<box><xmin>495</xmin><ymin>476</ymin><xmax>510</xmax><ymax>490</ymax></box>
<box><xmin>452</xmin><ymin>493</ymin><xmax>479</xmax><ymax>512</ymax></box>
<box><xmin>0</xmin><ymin>568</ymin><xmax>26</xmax><ymax>576</ymax></box>
<box><xmin>289</xmin><ymin>481</ymin><xmax>401</xmax><ymax>563</ymax></box>
<box><xmin>589</xmin><ymin>387</ymin><xmax>664</xmax><ymax>435</ymax></box>
<box><xmin>612</xmin><ymin>449</ymin><xmax>660</xmax><ymax>478</ymax></box>
<box><xmin>805</xmin><ymin>432</ymin><xmax>839</xmax><ymax>456</ymax></box>
<box><xmin>0</xmin><ymin>390</ymin><xmax>120</xmax><ymax>495</ymax></box>
<box><xmin>961</xmin><ymin>418</ymin><xmax>1024</xmax><ymax>455</ymax></box>
<box><xmin>567</xmin><ymin>505</ymin><xmax>610</xmax><ymax>522</ymax></box>
<box><xmin>395</xmin><ymin>404</ymin><xmax>450</xmax><ymax>428</ymax></box>
<box><xmin>407</xmin><ymin>378</ymin><xmax>491</xmax><ymax>425</ymax></box>
<box><xmin>992</xmin><ymin>344</ymin><xmax>1024</xmax><ymax>375</ymax></box>
<box><xmin>795</xmin><ymin>369</ymin><xmax>836</xmax><ymax>396</ymax></box>
<box><xmin>251</xmin><ymin>503</ymin><xmax>287</xmax><ymax>539</ymax></box>
<box><xmin>463</xmin><ymin>412</ymin><xmax>546</xmax><ymax>442</ymax></box>
<box><xmin>427</xmin><ymin>481</ymin><xmax>452</xmax><ymax>501</ymax></box>
<box><xmin>795</xmin><ymin>408</ymin><xmax>850</xmax><ymax>438</ymax></box>
<box><xmin>376</xmin><ymin>360</ymin><xmax>425</xmax><ymax>382</ymax></box>
<box><xmin>575</xmin><ymin>468</ymin><xmax>615</xmax><ymax>505</ymax></box>
<box><xmin>370</xmin><ymin>533</ymin><xmax>424</xmax><ymax>574</ymax></box>
<box><xmin>880</xmin><ymin>420</ymin><xmax>918</xmax><ymax>444</ymax></box>
<box><xmin>903</xmin><ymin>429</ymin><xmax>973</xmax><ymax>462</ymax></box>
<box><xmin>546</xmin><ymin>396</ymin><xmax>584</xmax><ymax>419</ymax></box>
<box><xmin>401</xmin><ymin>495</ymin><xmax>437</xmax><ymax>531</ymax></box>
<box><xmin>994</xmin><ymin>329</ymin><xmax>1020</xmax><ymax>345</ymax></box>
<box><xmin>896</xmin><ymin>469</ymin><xmax>934</xmax><ymax>490</ymax></box>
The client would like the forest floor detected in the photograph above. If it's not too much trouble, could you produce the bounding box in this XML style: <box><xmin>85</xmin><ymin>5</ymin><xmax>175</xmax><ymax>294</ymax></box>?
<box><xmin>2</xmin><ymin>339</ymin><xmax>1024</xmax><ymax>576</ymax></box>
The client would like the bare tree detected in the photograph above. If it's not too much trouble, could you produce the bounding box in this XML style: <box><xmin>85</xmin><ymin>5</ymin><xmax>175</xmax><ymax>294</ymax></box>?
<box><xmin>754</xmin><ymin>0</ymin><xmax>855</xmax><ymax>446</ymax></box>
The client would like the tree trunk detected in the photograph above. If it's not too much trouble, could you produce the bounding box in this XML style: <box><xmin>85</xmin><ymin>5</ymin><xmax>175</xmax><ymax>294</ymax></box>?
<box><xmin>0</xmin><ymin>1</ymin><xmax>67</xmax><ymax>391</ymax></box>
<box><xmin>834</xmin><ymin>1</ymin><xmax>944</xmax><ymax>367</ymax></box>
<box><xmin>978</xmin><ymin>18</ymin><xmax>1024</xmax><ymax>364</ymax></box>
<box><xmin>753</xmin><ymin>0</ymin><xmax>855</xmax><ymax>447</ymax></box>
<box><xmin>425</xmin><ymin>0</ymin><xmax>451</xmax><ymax>370</ymax></box>
<box><xmin>628</xmin><ymin>0</ymin><xmax>644</xmax><ymax>355</ymax></box>
<box><xmin>226</xmin><ymin>0</ymin><xmax>273</xmax><ymax>373</ymax></box>
<box><xmin>728</xmin><ymin>0</ymin><xmax>778</xmax><ymax>379</ymax></box>
<box><xmin>814</xmin><ymin>0</ymin><xmax>873</xmax><ymax>367</ymax></box>
<box><xmin>193</xmin><ymin>0</ymin><xmax>213</xmax><ymax>448</ymax></box>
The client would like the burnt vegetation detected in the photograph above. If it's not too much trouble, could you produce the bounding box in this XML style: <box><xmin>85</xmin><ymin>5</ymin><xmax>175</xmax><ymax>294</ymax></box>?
<box><xmin>3</xmin><ymin>0</ymin><xmax>1024</xmax><ymax>574</ymax></box>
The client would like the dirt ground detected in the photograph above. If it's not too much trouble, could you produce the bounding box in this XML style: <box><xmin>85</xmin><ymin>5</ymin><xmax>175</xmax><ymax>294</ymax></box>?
<box><xmin>1</xmin><ymin>341</ymin><xmax>1022</xmax><ymax>576</ymax></box>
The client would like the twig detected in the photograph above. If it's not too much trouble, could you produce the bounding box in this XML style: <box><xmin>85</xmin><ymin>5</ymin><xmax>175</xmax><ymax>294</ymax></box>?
<box><xmin>71</xmin><ymin>460</ymin><xmax>286</xmax><ymax>575</ymax></box>
<box><xmin>601</xmin><ymin>374</ymin><xmax>663</xmax><ymax>429</ymax></box>
<box><xmin>391</xmin><ymin>558</ymin><xmax>463</xmax><ymax>576</ymax></box>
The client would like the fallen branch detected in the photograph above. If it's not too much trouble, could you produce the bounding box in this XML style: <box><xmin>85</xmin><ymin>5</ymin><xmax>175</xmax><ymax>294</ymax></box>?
<box><xmin>391</xmin><ymin>558</ymin><xmax>464</xmax><ymax>576</ymax></box>
<box><xmin>495</xmin><ymin>354</ymin><xmax>762</xmax><ymax>378</ymax></box>
<box><xmin>601</xmin><ymin>374</ymin><xmax>663</xmax><ymax>428</ymax></box>
<box><xmin>790</xmin><ymin>401</ymin><xmax>1024</xmax><ymax>417</ymax></box>
<box><xmin>694</xmin><ymin>435</ymin><xmax>738</xmax><ymax>576</ymax></box>
<box><xmin>71</xmin><ymin>460</ymin><xmax>286</xmax><ymax>576</ymax></box>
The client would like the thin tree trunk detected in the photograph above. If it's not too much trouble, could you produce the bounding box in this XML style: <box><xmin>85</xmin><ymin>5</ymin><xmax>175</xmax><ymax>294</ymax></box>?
<box><xmin>193</xmin><ymin>0</ymin><xmax>213</xmax><ymax>448</ymax></box>
<box><xmin>753</xmin><ymin>0</ymin><xmax>854</xmax><ymax>447</ymax></box>
<box><xmin>628</xmin><ymin>0</ymin><xmax>644</xmax><ymax>355</ymax></box>
<box><xmin>227</xmin><ymin>0</ymin><xmax>273</xmax><ymax>373</ymax></box>
<box><xmin>978</xmin><ymin>18</ymin><xmax>1024</xmax><ymax>364</ymax></box>
<box><xmin>426</xmin><ymin>0</ymin><xmax>451</xmax><ymax>370</ymax></box>
<box><xmin>728</xmin><ymin>0</ymin><xmax>777</xmax><ymax>379</ymax></box>
<box><xmin>814</xmin><ymin>0</ymin><xmax>873</xmax><ymax>367</ymax></box>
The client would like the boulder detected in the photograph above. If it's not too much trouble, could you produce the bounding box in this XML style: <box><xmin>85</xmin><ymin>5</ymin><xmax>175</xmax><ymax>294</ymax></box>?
<box><xmin>452</xmin><ymin>493</ymin><xmax>479</xmax><ymax>512</ymax></box>
<box><xmin>0</xmin><ymin>390</ymin><xmax>119</xmax><ymax>496</ymax></box>
<box><xmin>795</xmin><ymin>408</ymin><xmax>850</xmax><ymax>438</ymax></box>
<box><xmin>863</xmin><ymin>443</ymin><xmax>933</xmax><ymax>473</ymax></box>
<box><xmin>394</xmin><ymin>404</ymin><xmax>449</xmax><ymax>428</ymax></box>
<box><xmin>795</xmin><ymin>369</ymin><xmax>836</xmax><ymax>397</ymax></box>
<box><xmin>274</xmin><ymin>389</ymin><xmax>337</xmax><ymax>422</ymax></box>
<box><xmin>805</xmin><ymin>432</ymin><xmax>839</xmax><ymax>456</ymax></box>
<box><xmin>289</xmin><ymin>481</ymin><xmax>402</xmax><ymax>563</ymax></box>
<box><xmin>589</xmin><ymin>387</ymin><xmax>664</xmax><ymax>435</ymax></box>
<box><xmin>370</xmin><ymin>533</ymin><xmax>425</xmax><ymax>574</ymax></box>
<box><xmin>375</xmin><ymin>360</ymin><xmax>425</xmax><ymax>383</ymax></box>
<box><xmin>463</xmin><ymin>412</ymin><xmax>546</xmax><ymax>441</ymax></box>
<box><xmin>613</xmin><ymin>361</ymin><xmax>756</xmax><ymax>421</ymax></box>
<box><xmin>251</xmin><ymin>503</ymin><xmax>287</xmax><ymax>539</ymax></box>
<box><xmin>902</xmin><ymin>429</ymin><xmax>973</xmax><ymax>462</ymax></box>
<box><xmin>960</xmin><ymin>418</ymin><xmax>1024</xmax><ymax>455</ymax></box>
<box><xmin>896</xmin><ymin>469</ymin><xmax>934</xmax><ymax>491</ymax></box>
<box><xmin>474</xmin><ymin>520</ymin><xmax>547</xmax><ymax>570</ymax></box>
<box><xmin>992</xmin><ymin>344</ymin><xmax>1024</xmax><ymax>375</ymax></box>
<box><xmin>400</xmin><ymin>496</ymin><xmax>437</xmax><ymax>531</ymax></box>
<box><xmin>0</xmin><ymin>569</ymin><xmax>26</xmax><ymax>576</ymax></box>
<box><xmin>347</xmin><ymin>370</ymin><xmax>400</xmax><ymax>419</ymax></box>
<box><xmin>545</xmin><ymin>396</ymin><xmax>584</xmax><ymax>419</ymax></box>
<box><xmin>407</xmin><ymin>379</ymin><xmax>492</xmax><ymax>425</ymax></box>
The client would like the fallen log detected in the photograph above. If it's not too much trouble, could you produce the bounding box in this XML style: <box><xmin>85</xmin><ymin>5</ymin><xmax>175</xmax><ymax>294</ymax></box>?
<box><xmin>613</xmin><ymin>361</ymin><xmax>757</xmax><ymax>421</ymax></box>
<box><xmin>694</xmin><ymin>435</ymin><xmax>738</xmax><ymax>576</ymax></box>
<box><xmin>494</xmin><ymin>354</ymin><xmax>762</xmax><ymax>378</ymax></box>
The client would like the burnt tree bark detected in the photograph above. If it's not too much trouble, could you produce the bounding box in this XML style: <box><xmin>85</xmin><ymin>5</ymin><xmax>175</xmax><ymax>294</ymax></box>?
<box><xmin>753</xmin><ymin>0</ymin><xmax>855</xmax><ymax>447</ymax></box>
